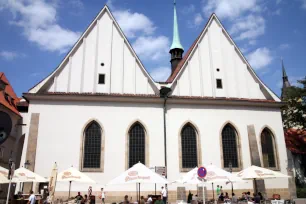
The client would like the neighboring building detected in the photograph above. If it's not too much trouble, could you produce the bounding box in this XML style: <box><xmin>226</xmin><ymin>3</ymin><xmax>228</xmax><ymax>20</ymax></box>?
<box><xmin>0</xmin><ymin>72</ymin><xmax>28</xmax><ymax>198</ymax></box>
<box><xmin>20</xmin><ymin>3</ymin><xmax>291</xmax><ymax>202</ymax></box>
<box><xmin>281</xmin><ymin>61</ymin><xmax>306</xmax><ymax>196</ymax></box>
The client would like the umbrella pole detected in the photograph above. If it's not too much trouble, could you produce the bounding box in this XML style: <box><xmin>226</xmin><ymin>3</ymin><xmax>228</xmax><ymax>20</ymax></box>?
<box><xmin>139</xmin><ymin>183</ymin><xmax>141</xmax><ymax>203</ymax></box>
<box><xmin>155</xmin><ymin>183</ymin><xmax>156</xmax><ymax>196</ymax></box>
<box><xmin>212</xmin><ymin>182</ymin><xmax>214</xmax><ymax>200</ymax></box>
<box><xmin>197</xmin><ymin>184</ymin><xmax>198</xmax><ymax>197</ymax></box>
<box><xmin>68</xmin><ymin>181</ymin><xmax>72</xmax><ymax>200</ymax></box>
<box><xmin>253</xmin><ymin>178</ymin><xmax>258</xmax><ymax>194</ymax></box>
<box><xmin>136</xmin><ymin>183</ymin><xmax>138</xmax><ymax>203</ymax></box>
<box><xmin>5</xmin><ymin>177</ymin><xmax>12</xmax><ymax>204</ymax></box>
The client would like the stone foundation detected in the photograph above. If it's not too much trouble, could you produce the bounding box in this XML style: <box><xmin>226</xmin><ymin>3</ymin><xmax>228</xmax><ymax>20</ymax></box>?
<box><xmin>53</xmin><ymin>188</ymin><xmax>291</xmax><ymax>203</ymax></box>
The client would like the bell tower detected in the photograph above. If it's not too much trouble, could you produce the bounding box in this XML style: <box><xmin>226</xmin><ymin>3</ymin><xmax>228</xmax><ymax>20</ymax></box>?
<box><xmin>281</xmin><ymin>59</ymin><xmax>291</xmax><ymax>100</ymax></box>
<box><xmin>169</xmin><ymin>0</ymin><xmax>184</xmax><ymax>73</ymax></box>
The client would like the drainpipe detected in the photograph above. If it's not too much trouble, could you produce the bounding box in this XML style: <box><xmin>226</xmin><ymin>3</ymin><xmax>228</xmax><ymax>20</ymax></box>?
<box><xmin>160</xmin><ymin>87</ymin><xmax>172</xmax><ymax>179</ymax></box>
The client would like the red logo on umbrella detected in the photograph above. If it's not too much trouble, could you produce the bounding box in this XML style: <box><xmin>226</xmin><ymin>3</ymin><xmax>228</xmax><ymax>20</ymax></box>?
<box><xmin>128</xmin><ymin>171</ymin><xmax>138</xmax><ymax>176</ymax></box>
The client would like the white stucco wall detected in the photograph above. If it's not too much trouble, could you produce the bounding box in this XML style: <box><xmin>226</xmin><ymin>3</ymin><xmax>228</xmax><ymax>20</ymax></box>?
<box><xmin>171</xmin><ymin>18</ymin><xmax>274</xmax><ymax>100</ymax></box>
<box><xmin>21</xmin><ymin>99</ymin><xmax>288</xmax><ymax>193</ymax></box>
<box><xmin>45</xmin><ymin>9</ymin><xmax>157</xmax><ymax>96</ymax></box>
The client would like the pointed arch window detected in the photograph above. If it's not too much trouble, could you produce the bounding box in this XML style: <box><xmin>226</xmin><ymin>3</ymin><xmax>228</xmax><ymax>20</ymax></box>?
<box><xmin>81</xmin><ymin>121</ymin><xmax>104</xmax><ymax>171</ymax></box>
<box><xmin>128</xmin><ymin>123</ymin><xmax>146</xmax><ymax>168</ymax></box>
<box><xmin>261</xmin><ymin>128</ymin><xmax>277</xmax><ymax>168</ymax></box>
<box><xmin>181</xmin><ymin>124</ymin><xmax>198</xmax><ymax>169</ymax></box>
<box><xmin>221</xmin><ymin>124</ymin><xmax>239</xmax><ymax>169</ymax></box>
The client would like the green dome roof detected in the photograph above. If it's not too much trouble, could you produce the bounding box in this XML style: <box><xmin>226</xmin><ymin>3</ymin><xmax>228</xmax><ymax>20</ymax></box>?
<box><xmin>170</xmin><ymin>0</ymin><xmax>184</xmax><ymax>51</ymax></box>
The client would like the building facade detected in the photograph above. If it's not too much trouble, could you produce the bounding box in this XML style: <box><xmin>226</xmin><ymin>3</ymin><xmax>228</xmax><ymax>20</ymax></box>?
<box><xmin>0</xmin><ymin>72</ymin><xmax>28</xmax><ymax>199</ymax></box>
<box><xmin>20</xmin><ymin>4</ymin><xmax>292</xmax><ymax>202</ymax></box>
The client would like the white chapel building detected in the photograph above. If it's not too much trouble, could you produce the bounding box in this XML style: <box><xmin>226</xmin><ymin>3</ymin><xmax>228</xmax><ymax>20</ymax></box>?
<box><xmin>20</xmin><ymin>2</ymin><xmax>293</xmax><ymax>201</ymax></box>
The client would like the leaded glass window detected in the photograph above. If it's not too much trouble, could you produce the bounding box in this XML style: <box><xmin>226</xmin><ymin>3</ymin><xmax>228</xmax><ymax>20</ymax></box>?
<box><xmin>181</xmin><ymin>124</ymin><xmax>198</xmax><ymax>168</ymax></box>
<box><xmin>261</xmin><ymin>128</ymin><xmax>276</xmax><ymax>168</ymax></box>
<box><xmin>129</xmin><ymin>123</ymin><xmax>145</xmax><ymax>168</ymax></box>
<box><xmin>222</xmin><ymin>124</ymin><xmax>239</xmax><ymax>168</ymax></box>
<box><xmin>83</xmin><ymin>122</ymin><xmax>101</xmax><ymax>168</ymax></box>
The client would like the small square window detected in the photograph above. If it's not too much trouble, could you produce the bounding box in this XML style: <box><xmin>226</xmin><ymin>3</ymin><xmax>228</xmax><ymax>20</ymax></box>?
<box><xmin>98</xmin><ymin>74</ymin><xmax>105</xmax><ymax>84</ymax></box>
<box><xmin>216</xmin><ymin>79</ymin><xmax>223</xmax><ymax>89</ymax></box>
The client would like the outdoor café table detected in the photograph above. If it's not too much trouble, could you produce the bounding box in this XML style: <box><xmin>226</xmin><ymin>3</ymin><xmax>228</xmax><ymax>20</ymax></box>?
<box><xmin>271</xmin><ymin>200</ymin><xmax>284</xmax><ymax>204</ymax></box>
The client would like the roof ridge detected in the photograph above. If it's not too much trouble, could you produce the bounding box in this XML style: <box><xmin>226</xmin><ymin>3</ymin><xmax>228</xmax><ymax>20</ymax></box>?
<box><xmin>166</xmin><ymin>13</ymin><xmax>215</xmax><ymax>82</ymax></box>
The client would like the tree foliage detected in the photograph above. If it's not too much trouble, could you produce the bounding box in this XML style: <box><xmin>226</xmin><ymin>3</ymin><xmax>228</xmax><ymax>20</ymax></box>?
<box><xmin>282</xmin><ymin>77</ymin><xmax>306</xmax><ymax>130</ymax></box>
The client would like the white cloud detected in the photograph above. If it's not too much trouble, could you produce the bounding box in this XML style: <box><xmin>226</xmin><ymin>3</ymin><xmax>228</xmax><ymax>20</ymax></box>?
<box><xmin>229</xmin><ymin>15</ymin><xmax>265</xmax><ymax>41</ymax></box>
<box><xmin>247</xmin><ymin>47</ymin><xmax>273</xmax><ymax>70</ymax></box>
<box><xmin>68</xmin><ymin>0</ymin><xmax>84</xmax><ymax>9</ymax></box>
<box><xmin>106</xmin><ymin>0</ymin><xmax>115</xmax><ymax>10</ymax></box>
<box><xmin>132</xmin><ymin>36</ymin><xmax>170</xmax><ymax>61</ymax></box>
<box><xmin>203</xmin><ymin>0</ymin><xmax>258</xmax><ymax>19</ymax></box>
<box><xmin>301</xmin><ymin>0</ymin><xmax>306</xmax><ymax>9</ymax></box>
<box><xmin>1</xmin><ymin>0</ymin><xmax>80</xmax><ymax>53</ymax></box>
<box><xmin>113</xmin><ymin>10</ymin><xmax>156</xmax><ymax>38</ymax></box>
<box><xmin>0</xmin><ymin>51</ymin><xmax>25</xmax><ymax>61</ymax></box>
<box><xmin>30</xmin><ymin>72</ymin><xmax>42</xmax><ymax>77</ymax></box>
<box><xmin>279</xmin><ymin>43</ymin><xmax>290</xmax><ymax>50</ymax></box>
<box><xmin>150</xmin><ymin>66</ymin><xmax>171</xmax><ymax>82</ymax></box>
<box><xmin>276</xmin><ymin>0</ymin><xmax>283</xmax><ymax>4</ymax></box>
<box><xmin>182</xmin><ymin>4</ymin><xmax>195</xmax><ymax>14</ymax></box>
<box><xmin>271</xmin><ymin>8</ymin><xmax>281</xmax><ymax>15</ymax></box>
<box><xmin>188</xmin><ymin>13</ymin><xmax>204</xmax><ymax>28</ymax></box>
<box><xmin>108</xmin><ymin>1</ymin><xmax>169</xmax><ymax>62</ymax></box>
<box><xmin>249</xmin><ymin>40</ymin><xmax>257</xmax><ymax>45</ymax></box>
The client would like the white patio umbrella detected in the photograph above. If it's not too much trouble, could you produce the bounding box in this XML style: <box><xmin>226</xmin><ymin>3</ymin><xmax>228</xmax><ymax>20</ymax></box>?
<box><xmin>174</xmin><ymin>165</ymin><xmax>239</xmax><ymax>200</ymax></box>
<box><xmin>57</xmin><ymin>167</ymin><xmax>95</xmax><ymax>199</ymax></box>
<box><xmin>0</xmin><ymin>166</ymin><xmax>9</xmax><ymax>183</ymax></box>
<box><xmin>107</xmin><ymin>162</ymin><xmax>169</xmax><ymax>202</ymax></box>
<box><xmin>48</xmin><ymin>163</ymin><xmax>58</xmax><ymax>203</ymax></box>
<box><xmin>236</xmin><ymin>165</ymin><xmax>290</xmax><ymax>193</ymax></box>
<box><xmin>13</xmin><ymin>167</ymin><xmax>48</xmax><ymax>183</ymax></box>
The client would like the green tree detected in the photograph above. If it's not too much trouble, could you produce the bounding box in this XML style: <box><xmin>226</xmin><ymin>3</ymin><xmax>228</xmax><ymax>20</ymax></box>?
<box><xmin>281</xmin><ymin>77</ymin><xmax>306</xmax><ymax>130</ymax></box>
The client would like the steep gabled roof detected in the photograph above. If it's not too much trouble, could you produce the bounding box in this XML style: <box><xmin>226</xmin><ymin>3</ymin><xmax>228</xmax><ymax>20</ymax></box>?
<box><xmin>0</xmin><ymin>72</ymin><xmax>21</xmax><ymax>117</ymax></box>
<box><xmin>167</xmin><ymin>14</ymin><xmax>280</xmax><ymax>102</ymax></box>
<box><xmin>28</xmin><ymin>5</ymin><xmax>157</xmax><ymax>94</ymax></box>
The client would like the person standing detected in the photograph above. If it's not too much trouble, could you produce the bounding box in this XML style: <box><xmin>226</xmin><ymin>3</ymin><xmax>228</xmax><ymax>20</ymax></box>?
<box><xmin>216</xmin><ymin>185</ymin><xmax>221</xmax><ymax>197</ymax></box>
<box><xmin>88</xmin><ymin>186</ymin><xmax>92</xmax><ymax>197</ymax></box>
<box><xmin>161</xmin><ymin>186</ymin><xmax>167</xmax><ymax>204</ymax></box>
<box><xmin>28</xmin><ymin>191</ymin><xmax>36</xmax><ymax>204</ymax></box>
<box><xmin>101</xmin><ymin>188</ymin><xmax>105</xmax><ymax>204</ymax></box>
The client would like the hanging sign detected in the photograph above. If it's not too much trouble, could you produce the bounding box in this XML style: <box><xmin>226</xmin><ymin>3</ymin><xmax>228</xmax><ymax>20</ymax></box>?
<box><xmin>197</xmin><ymin>166</ymin><xmax>207</xmax><ymax>178</ymax></box>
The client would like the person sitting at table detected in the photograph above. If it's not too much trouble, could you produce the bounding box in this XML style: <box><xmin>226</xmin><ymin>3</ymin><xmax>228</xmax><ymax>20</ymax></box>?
<box><xmin>28</xmin><ymin>190</ymin><xmax>36</xmax><ymax>204</ymax></box>
<box><xmin>81</xmin><ymin>194</ymin><xmax>88</xmax><ymax>204</ymax></box>
<box><xmin>253</xmin><ymin>193</ymin><xmax>261</xmax><ymax>204</ymax></box>
<box><xmin>258</xmin><ymin>192</ymin><xmax>264</xmax><ymax>201</ymax></box>
<box><xmin>231</xmin><ymin>193</ymin><xmax>238</xmax><ymax>204</ymax></box>
<box><xmin>122</xmin><ymin>195</ymin><xmax>132</xmax><ymax>204</ymax></box>
<box><xmin>75</xmin><ymin>192</ymin><xmax>83</xmax><ymax>204</ymax></box>
<box><xmin>218</xmin><ymin>193</ymin><xmax>225</xmax><ymax>203</ymax></box>
<box><xmin>155</xmin><ymin>196</ymin><xmax>163</xmax><ymax>204</ymax></box>
<box><xmin>191</xmin><ymin>194</ymin><xmax>198</xmax><ymax>204</ymax></box>
<box><xmin>139</xmin><ymin>196</ymin><xmax>145</xmax><ymax>204</ymax></box>
<box><xmin>246</xmin><ymin>192</ymin><xmax>251</xmax><ymax>201</ymax></box>
<box><xmin>147</xmin><ymin>196</ymin><xmax>153</xmax><ymax>204</ymax></box>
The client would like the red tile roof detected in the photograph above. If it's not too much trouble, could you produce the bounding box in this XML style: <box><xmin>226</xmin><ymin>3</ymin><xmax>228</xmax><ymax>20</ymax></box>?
<box><xmin>166</xmin><ymin>14</ymin><xmax>212</xmax><ymax>83</ymax></box>
<box><xmin>285</xmin><ymin>128</ymin><xmax>306</xmax><ymax>154</ymax></box>
<box><xmin>0</xmin><ymin>72</ymin><xmax>21</xmax><ymax>117</ymax></box>
<box><xmin>166</xmin><ymin>33</ymin><xmax>201</xmax><ymax>83</ymax></box>
<box><xmin>24</xmin><ymin>92</ymin><xmax>279</xmax><ymax>104</ymax></box>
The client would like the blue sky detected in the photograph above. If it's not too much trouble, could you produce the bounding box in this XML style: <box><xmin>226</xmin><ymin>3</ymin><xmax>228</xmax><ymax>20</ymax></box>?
<box><xmin>0</xmin><ymin>0</ymin><xmax>305</xmax><ymax>97</ymax></box>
